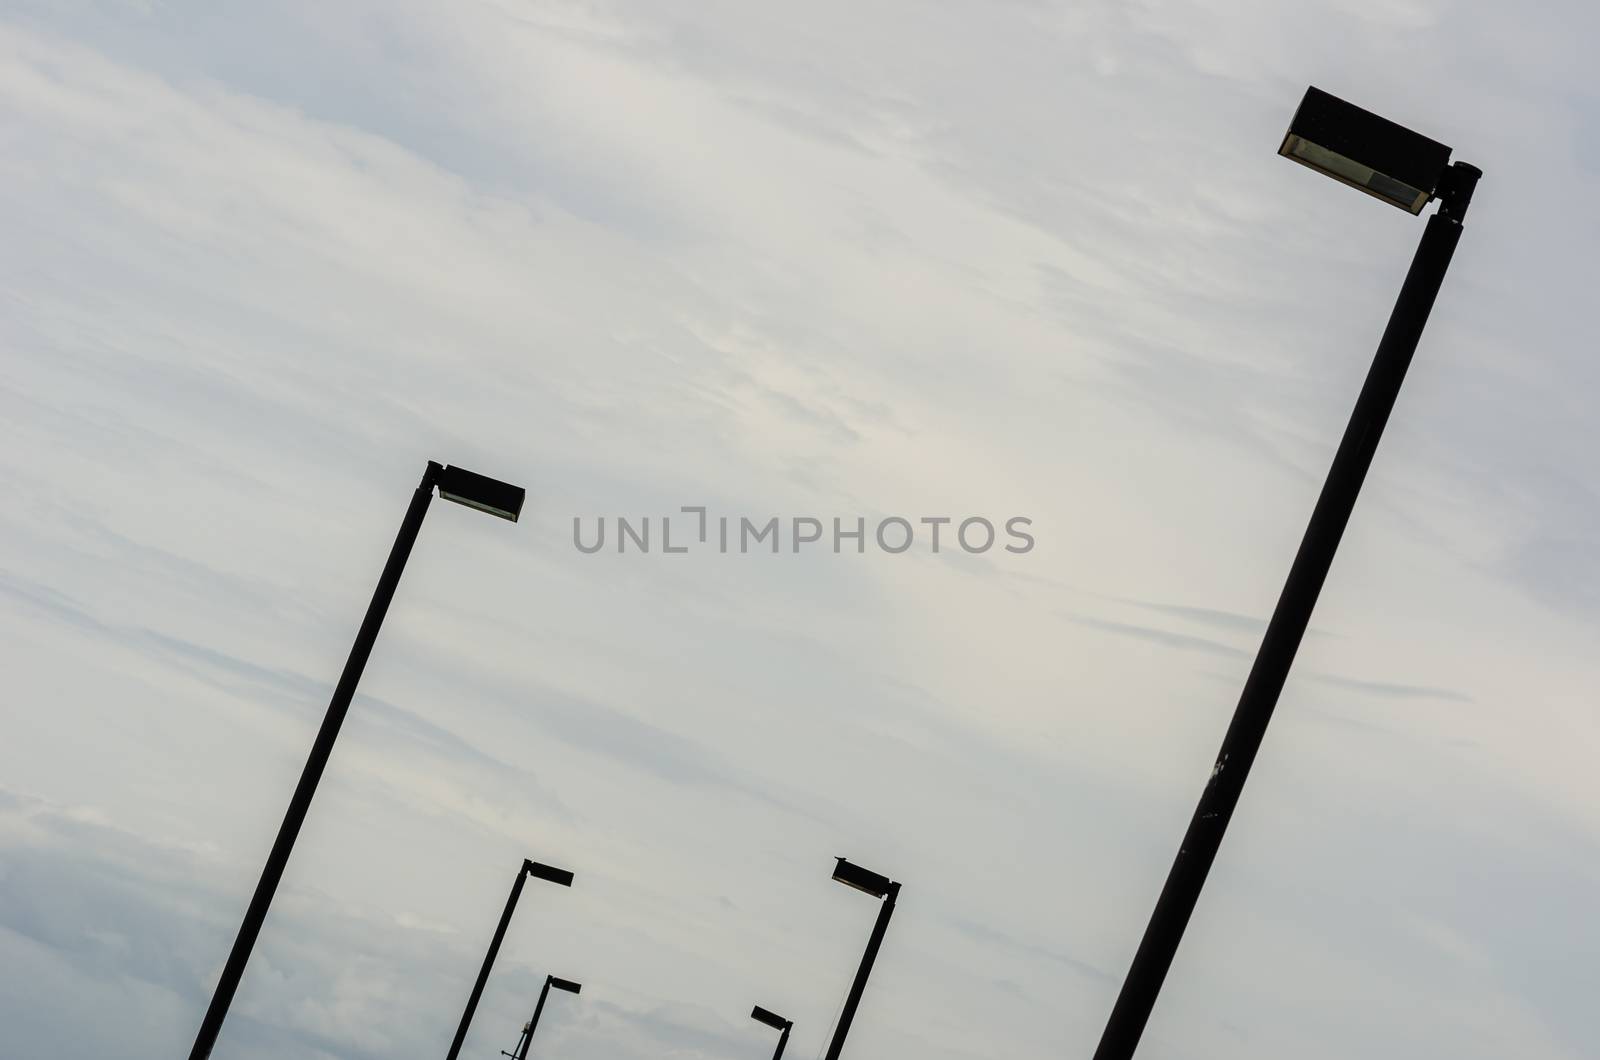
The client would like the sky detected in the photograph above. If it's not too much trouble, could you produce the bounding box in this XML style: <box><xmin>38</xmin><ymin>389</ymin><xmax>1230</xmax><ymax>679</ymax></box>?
<box><xmin>2</xmin><ymin>1</ymin><xmax>1598</xmax><ymax>1058</ymax></box>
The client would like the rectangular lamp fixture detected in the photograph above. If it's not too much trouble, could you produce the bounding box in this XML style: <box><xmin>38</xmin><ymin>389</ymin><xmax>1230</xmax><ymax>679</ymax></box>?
<box><xmin>549</xmin><ymin>977</ymin><xmax>583</xmax><ymax>994</ymax></box>
<box><xmin>524</xmin><ymin>860</ymin><xmax>575</xmax><ymax>887</ymax></box>
<box><xmin>438</xmin><ymin>464</ymin><xmax>526</xmax><ymax>522</ymax></box>
<box><xmin>1279</xmin><ymin>86</ymin><xmax>1452</xmax><ymax>213</ymax></box>
<box><xmin>751</xmin><ymin>1006</ymin><xmax>789</xmax><ymax>1030</ymax></box>
<box><xmin>831</xmin><ymin>858</ymin><xmax>892</xmax><ymax>899</ymax></box>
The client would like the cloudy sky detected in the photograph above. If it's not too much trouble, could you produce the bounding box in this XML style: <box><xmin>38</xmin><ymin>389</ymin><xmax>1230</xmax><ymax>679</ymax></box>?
<box><xmin>3</xmin><ymin>2</ymin><xmax>1598</xmax><ymax>1058</ymax></box>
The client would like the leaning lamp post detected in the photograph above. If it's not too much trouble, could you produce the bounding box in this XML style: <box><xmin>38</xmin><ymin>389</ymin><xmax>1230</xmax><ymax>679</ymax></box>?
<box><xmin>1090</xmin><ymin>86</ymin><xmax>1481</xmax><ymax>1059</ymax></box>
<box><xmin>187</xmin><ymin>461</ymin><xmax>525</xmax><ymax>1060</ymax></box>
<box><xmin>751</xmin><ymin>1005</ymin><xmax>794</xmax><ymax>1060</ymax></box>
<box><xmin>824</xmin><ymin>857</ymin><xmax>901</xmax><ymax>1060</ymax></box>
<box><xmin>503</xmin><ymin>974</ymin><xmax>582</xmax><ymax>1060</ymax></box>
<box><xmin>448</xmin><ymin>860</ymin><xmax>576</xmax><ymax>1060</ymax></box>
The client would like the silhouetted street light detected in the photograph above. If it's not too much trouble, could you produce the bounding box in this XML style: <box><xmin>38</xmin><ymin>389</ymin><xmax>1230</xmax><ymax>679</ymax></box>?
<box><xmin>1091</xmin><ymin>86</ymin><xmax>1482</xmax><ymax>1060</ymax></box>
<box><xmin>187</xmin><ymin>460</ymin><xmax>525</xmax><ymax>1060</ymax></box>
<box><xmin>824</xmin><ymin>857</ymin><xmax>900</xmax><ymax>1060</ymax></box>
<box><xmin>750</xmin><ymin>1005</ymin><xmax>794</xmax><ymax>1060</ymax></box>
<box><xmin>448</xmin><ymin>860</ymin><xmax>576</xmax><ymax>1060</ymax></box>
<box><xmin>503</xmin><ymin>974</ymin><xmax>582</xmax><ymax>1060</ymax></box>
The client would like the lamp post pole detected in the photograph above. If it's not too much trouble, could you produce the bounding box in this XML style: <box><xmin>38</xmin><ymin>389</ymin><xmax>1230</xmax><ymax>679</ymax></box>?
<box><xmin>770</xmin><ymin>1021</ymin><xmax>793</xmax><ymax>1060</ymax></box>
<box><xmin>190</xmin><ymin>462</ymin><xmax>441</xmax><ymax>1060</ymax></box>
<box><xmin>824</xmin><ymin>878</ymin><xmax>899</xmax><ymax>1060</ymax></box>
<box><xmin>1089</xmin><ymin>137</ymin><xmax>1481</xmax><ymax>1056</ymax></box>
<box><xmin>188</xmin><ymin>460</ymin><xmax>523</xmax><ymax>1060</ymax></box>
<box><xmin>451</xmin><ymin>866</ymin><xmax>530</xmax><ymax>1060</ymax></box>
<box><xmin>751</xmin><ymin>1006</ymin><xmax>794</xmax><ymax>1060</ymax></box>
<box><xmin>512</xmin><ymin>976</ymin><xmax>555</xmax><ymax>1060</ymax></box>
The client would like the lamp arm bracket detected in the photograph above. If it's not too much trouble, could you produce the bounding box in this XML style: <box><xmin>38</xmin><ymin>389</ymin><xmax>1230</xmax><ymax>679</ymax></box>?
<box><xmin>1435</xmin><ymin>161</ymin><xmax>1482</xmax><ymax>224</ymax></box>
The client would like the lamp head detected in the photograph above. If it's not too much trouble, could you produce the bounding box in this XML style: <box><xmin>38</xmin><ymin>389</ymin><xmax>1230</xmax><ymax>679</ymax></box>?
<box><xmin>751</xmin><ymin>1005</ymin><xmax>790</xmax><ymax>1031</ymax></box>
<box><xmin>523</xmin><ymin>860</ymin><xmax>575</xmax><ymax>887</ymax></box>
<box><xmin>831</xmin><ymin>857</ymin><xmax>893</xmax><ymax>899</ymax></box>
<box><xmin>1279</xmin><ymin>86</ymin><xmax>1453</xmax><ymax>214</ymax></box>
<box><xmin>437</xmin><ymin>464</ymin><xmax>526</xmax><ymax>522</ymax></box>
<box><xmin>548</xmin><ymin>976</ymin><xmax>582</xmax><ymax>994</ymax></box>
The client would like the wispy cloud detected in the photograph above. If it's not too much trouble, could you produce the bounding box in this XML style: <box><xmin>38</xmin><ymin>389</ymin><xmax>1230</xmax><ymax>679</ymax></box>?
<box><xmin>1062</xmin><ymin>610</ymin><xmax>1251</xmax><ymax>659</ymax></box>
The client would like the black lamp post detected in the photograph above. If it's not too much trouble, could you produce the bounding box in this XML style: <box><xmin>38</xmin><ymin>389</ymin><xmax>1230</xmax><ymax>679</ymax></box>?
<box><xmin>750</xmin><ymin>1005</ymin><xmax>794</xmax><ymax>1060</ymax></box>
<box><xmin>447</xmin><ymin>860</ymin><xmax>576</xmax><ymax>1060</ymax></box>
<box><xmin>823</xmin><ymin>857</ymin><xmax>900</xmax><ymax>1060</ymax></box>
<box><xmin>187</xmin><ymin>461</ymin><xmax>525</xmax><ymax>1060</ymax></box>
<box><xmin>503</xmin><ymin>975</ymin><xmax>582</xmax><ymax>1060</ymax></box>
<box><xmin>1090</xmin><ymin>86</ymin><xmax>1482</xmax><ymax>1059</ymax></box>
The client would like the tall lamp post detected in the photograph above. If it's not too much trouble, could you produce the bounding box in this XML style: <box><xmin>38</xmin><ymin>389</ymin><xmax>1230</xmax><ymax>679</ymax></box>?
<box><xmin>502</xmin><ymin>975</ymin><xmax>582</xmax><ymax>1060</ymax></box>
<box><xmin>447</xmin><ymin>859</ymin><xmax>576</xmax><ymax>1060</ymax></box>
<box><xmin>1090</xmin><ymin>86</ymin><xmax>1481</xmax><ymax>1059</ymax></box>
<box><xmin>750</xmin><ymin>1005</ymin><xmax>794</xmax><ymax>1060</ymax></box>
<box><xmin>188</xmin><ymin>460</ymin><xmax>525</xmax><ymax>1060</ymax></box>
<box><xmin>824</xmin><ymin>857</ymin><xmax>901</xmax><ymax>1060</ymax></box>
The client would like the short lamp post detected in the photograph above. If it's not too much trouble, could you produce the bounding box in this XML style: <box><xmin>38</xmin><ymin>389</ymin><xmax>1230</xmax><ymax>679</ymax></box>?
<box><xmin>1090</xmin><ymin>86</ymin><xmax>1482</xmax><ymax>1059</ymax></box>
<box><xmin>750</xmin><ymin>1005</ymin><xmax>794</xmax><ymax>1060</ymax></box>
<box><xmin>447</xmin><ymin>860</ymin><xmax>576</xmax><ymax>1060</ymax></box>
<box><xmin>187</xmin><ymin>461</ymin><xmax>525</xmax><ymax>1060</ymax></box>
<box><xmin>503</xmin><ymin>975</ymin><xmax>582</xmax><ymax>1060</ymax></box>
<box><xmin>823</xmin><ymin>857</ymin><xmax>900</xmax><ymax>1060</ymax></box>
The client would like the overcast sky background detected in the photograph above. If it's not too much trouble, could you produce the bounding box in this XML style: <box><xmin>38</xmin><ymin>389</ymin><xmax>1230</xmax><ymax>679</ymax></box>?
<box><xmin>2</xmin><ymin>2</ymin><xmax>1599</xmax><ymax>1058</ymax></box>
